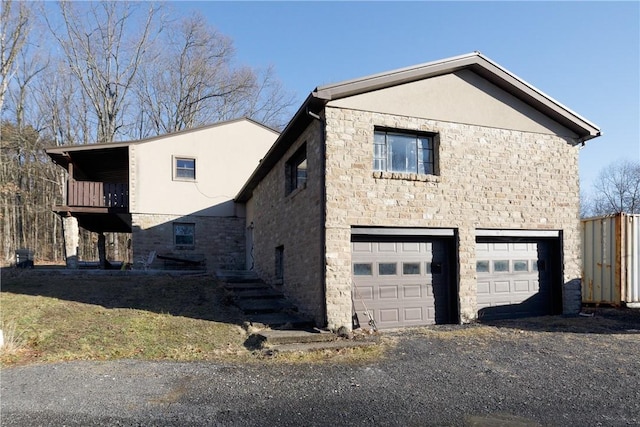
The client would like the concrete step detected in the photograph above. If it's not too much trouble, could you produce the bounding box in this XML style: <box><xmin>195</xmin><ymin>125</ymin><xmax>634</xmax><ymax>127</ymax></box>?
<box><xmin>267</xmin><ymin>339</ymin><xmax>379</xmax><ymax>353</ymax></box>
<box><xmin>245</xmin><ymin>312</ymin><xmax>314</xmax><ymax>329</ymax></box>
<box><xmin>236</xmin><ymin>298</ymin><xmax>295</xmax><ymax>314</ymax></box>
<box><xmin>256</xmin><ymin>329</ymin><xmax>337</xmax><ymax>345</ymax></box>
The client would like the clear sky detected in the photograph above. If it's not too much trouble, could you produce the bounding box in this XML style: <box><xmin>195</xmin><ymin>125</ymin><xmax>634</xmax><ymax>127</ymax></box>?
<box><xmin>184</xmin><ymin>1</ymin><xmax>639</xmax><ymax>195</ymax></box>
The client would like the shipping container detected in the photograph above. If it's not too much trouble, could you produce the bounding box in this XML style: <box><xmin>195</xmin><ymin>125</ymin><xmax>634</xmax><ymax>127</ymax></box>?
<box><xmin>581</xmin><ymin>213</ymin><xmax>640</xmax><ymax>305</ymax></box>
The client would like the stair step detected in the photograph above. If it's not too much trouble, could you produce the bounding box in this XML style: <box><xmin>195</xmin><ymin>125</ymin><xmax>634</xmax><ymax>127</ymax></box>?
<box><xmin>218</xmin><ymin>270</ymin><xmax>315</xmax><ymax>329</ymax></box>
<box><xmin>223</xmin><ymin>282</ymin><xmax>271</xmax><ymax>291</ymax></box>
<box><xmin>216</xmin><ymin>270</ymin><xmax>262</xmax><ymax>283</ymax></box>
<box><xmin>245</xmin><ymin>313</ymin><xmax>314</xmax><ymax>328</ymax></box>
<box><xmin>257</xmin><ymin>329</ymin><xmax>336</xmax><ymax>345</ymax></box>
<box><xmin>236</xmin><ymin>298</ymin><xmax>295</xmax><ymax>314</ymax></box>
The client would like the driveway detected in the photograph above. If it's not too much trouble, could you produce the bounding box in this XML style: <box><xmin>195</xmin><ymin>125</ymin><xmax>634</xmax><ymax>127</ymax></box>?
<box><xmin>2</xmin><ymin>310</ymin><xmax>640</xmax><ymax>426</ymax></box>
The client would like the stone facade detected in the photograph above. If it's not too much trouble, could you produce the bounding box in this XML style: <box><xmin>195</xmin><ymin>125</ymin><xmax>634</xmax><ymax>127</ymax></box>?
<box><xmin>131</xmin><ymin>213</ymin><xmax>245</xmax><ymax>271</ymax></box>
<box><xmin>247</xmin><ymin>120</ymin><xmax>326</xmax><ymax>325</ymax></box>
<box><xmin>323</xmin><ymin>107</ymin><xmax>582</xmax><ymax>329</ymax></box>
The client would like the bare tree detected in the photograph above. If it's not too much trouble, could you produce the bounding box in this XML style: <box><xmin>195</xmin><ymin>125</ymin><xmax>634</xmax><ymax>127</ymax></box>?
<box><xmin>0</xmin><ymin>0</ymin><xmax>31</xmax><ymax>114</ymax></box>
<box><xmin>135</xmin><ymin>12</ymin><xmax>294</xmax><ymax>135</ymax></box>
<box><xmin>34</xmin><ymin>62</ymin><xmax>93</xmax><ymax>146</ymax></box>
<box><xmin>589</xmin><ymin>159</ymin><xmax>640</xmax><ymax>216</ymax></box>
<box><xmin>46</xmin><ymin>1</ymin><xmax>161</xmax><ymax>143</ymax></box>
<box><xmin>216</xmin><ymin>64</ymin><xmax>296</xmax><ymax>130</ymax></box>
<box><xmin>0</xmin><ymin>2</ymin><xmax>296</xmax><ymax>264</ymax></box>
<box><xmin>580</xmin><ymin>189</ymin><xmax>593</xmax><ymax>219</ymax></box>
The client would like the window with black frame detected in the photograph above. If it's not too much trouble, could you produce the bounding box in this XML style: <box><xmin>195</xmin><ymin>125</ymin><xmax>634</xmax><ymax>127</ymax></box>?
<box><xmin>285</xmin><ymin>143</ymin><xmax>307</xmax><ymax>194</ymax></box>
<box><xmin>373</xmin><ymin>129</ymin><xmax>436</xmax><ymax>175</ymax></box>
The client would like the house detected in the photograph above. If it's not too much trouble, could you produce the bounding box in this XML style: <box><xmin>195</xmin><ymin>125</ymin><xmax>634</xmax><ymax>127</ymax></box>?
<box><xmin>46</xmin><ymin>118</ymin><xmax>279</xmax><ymax>270</ymax></box>
<box><xmin>47</xmin><ymin>52</ymin><xmax>601</xmax><ymax>331</ymax></box>
<box><xmin>235</xmin><ymin>52</ymin><xmax>600</xmax><ymax>331</ymax></box>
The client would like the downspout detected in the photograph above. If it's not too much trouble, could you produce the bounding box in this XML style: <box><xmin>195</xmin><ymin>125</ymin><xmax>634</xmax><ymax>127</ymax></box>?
<box><xmin>307</xmin><ymin>108</ymin><xmax>328</xmax><ymax>328</ymax></box>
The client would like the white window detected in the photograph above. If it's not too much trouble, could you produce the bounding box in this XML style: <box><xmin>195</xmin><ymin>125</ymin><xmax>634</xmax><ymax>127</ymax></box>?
<box><xmin>174</xmin><ymin>222</ymin><xmax>195</xmax><ymax>248</ymax></box>
<box><xmin>374</xmin><ymin>129</ymin><xmax>436</xmax><ymax>175</ymax></box>
<box><xmin>174</xmin><ymin>157</ymin><xmax>196</xmax><ymax>180</ymax></box>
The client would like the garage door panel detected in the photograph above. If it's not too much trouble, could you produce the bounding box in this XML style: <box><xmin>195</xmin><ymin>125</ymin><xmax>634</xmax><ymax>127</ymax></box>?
<box><xmin>477</xmin><ymin>281</ymin><xmax>491</xmax><ymax>294</ymax></box>
<box><xmin>513</xmin><ymin>280</ymin><xmax>532</xmax><ymax>293</ymax></box>
<box><xmin>402</xmin><ymin>242</ymin><xmax>420</xmax><ymax>252</ymax></box>
<box><xmin>352</xmin><ymin>238</ymin><xmax>450</xmax><ymax>329</ymax></box>
<box><xmin>404</xmin><ymin>307</ymin><xmax>424</xmax><ymax>321</ymax></box>
<box><xmin>378</xmin><ymin>242</ymin><xmax>397</xmax><ymax>252</ymax></box>
<box><xmin>477</xmin><ymin>240</ymin><xmax>555</xmax><ymax>320</ymax></box>
<box><xmin>403</xmin><ymin>284</ymin><xmax>423</xmax><ymax>298</ymax></box>
<box><xmin>512</xmin><ymin>243</ymin><xmax>529</xmax><ymax>251</ymax></box>
<box><xmin>357</xmin><ymin>285</ymin><xmax>375</xmax><ymax>301</ymax></box>
<box><xmin>476</xmin><ymin>242</ymin><xmax>489</xmax><ymax>252</ymax></box>
<box><xmin>352</xmin><ymin>242</ymin><xmax>372</xmax><ymax>252</ymax></box>
<box><xmin>426</xmin><ymin>307</ymin><xmax>436</xmax><ymax>320</ymax></box>
<box><xmin>494</xmin><ymin>281</ymin><xmax>511</xmax><ymax>293</ymax></box>
<box><xmin>379</xmin><ymin>309</ymin><xmax>400</xmax><ymax>323</ymax></box>
<box><xmin>379</xmin><ymin>286</ymin><xmax>399</xmax><ymax>299</ymax></box>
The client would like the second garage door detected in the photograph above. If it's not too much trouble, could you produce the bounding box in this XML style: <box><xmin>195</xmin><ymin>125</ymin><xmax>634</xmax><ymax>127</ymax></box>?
<box><xmin>351</xmin><ymin>238</ymin><xmax>454</xmax><ymax>329</ymax></box>
<box><xmin>476</xmin><ymin>239</ymin><xmax>558</xmax><ymax>320</ymax></box>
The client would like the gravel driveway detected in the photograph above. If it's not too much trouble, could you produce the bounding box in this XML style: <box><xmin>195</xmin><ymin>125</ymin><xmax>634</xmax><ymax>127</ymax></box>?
<box><xmin>2</xmin><ymin>310</ymin><xmax>640</xmax><ymax>426</ymax></box>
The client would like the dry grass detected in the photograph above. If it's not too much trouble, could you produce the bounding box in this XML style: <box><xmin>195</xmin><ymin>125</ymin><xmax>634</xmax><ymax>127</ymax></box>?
<box><xmin>257</xmin><ymin>340</ymin><xmax>388</xmax><ymax>365</ymax></box>
<box><xmin>0</xmin><ymin>320</ymin><xmax>27</xmax><ymax>359</ymax></box>
<box><xmin>0</xmin><ymin>272</ymin><xmax>250</xmax><ymax>366</ymax></box>
<box><xmin>0</xmin><ymin>269</ymin><xmax>383</xmax><ymax>366</ymax></box>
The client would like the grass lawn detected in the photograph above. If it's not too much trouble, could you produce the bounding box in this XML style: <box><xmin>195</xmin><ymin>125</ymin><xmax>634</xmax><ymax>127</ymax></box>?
<box><xmin>0</xmin><ymin>269</ymin><xmax>383</xmax><ymax>366</ymax></box>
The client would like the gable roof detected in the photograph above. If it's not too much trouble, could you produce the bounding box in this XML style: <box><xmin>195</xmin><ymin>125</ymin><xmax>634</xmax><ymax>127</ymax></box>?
<box><xmin>235</xmin><ymin>52</ymin><xmax>600</xmax><ymax>202</ymax></box>
<box><xmin>315</xmin><ymin>52</ymin><xmax>600</xmax><ymax>139</ymax></box>
<box><xmin>46</xmin><ymin>117</ymin><xmax>279</xmax><ymax>171</ymax></box>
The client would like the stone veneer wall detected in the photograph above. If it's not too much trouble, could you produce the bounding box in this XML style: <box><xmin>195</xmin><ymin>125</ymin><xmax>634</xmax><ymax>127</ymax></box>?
<box><xmin>131</xmin><ymin>213</ymin><xmax>245</xmax><ymax>271</ymax></box>
<box><xmin>323</xmin><ymin>106</ymin><xmax>582</xmax><ymax>330</ymax></box>
<box><xmin>248</xmin><ymin>120</ymin><xmax>326</xmax><ymax>325</ymax></box>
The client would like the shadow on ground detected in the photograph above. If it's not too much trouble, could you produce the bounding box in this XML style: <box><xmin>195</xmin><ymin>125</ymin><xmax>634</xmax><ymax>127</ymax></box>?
<box><xmin>479</xmin><ymin>307</ymin><xmax>640</xmax><ymax>335</ymax></box>
<box><xmin>0</xmin><ymin>268</ymin><xmax>245</xmax><ymax>325</ymax></box>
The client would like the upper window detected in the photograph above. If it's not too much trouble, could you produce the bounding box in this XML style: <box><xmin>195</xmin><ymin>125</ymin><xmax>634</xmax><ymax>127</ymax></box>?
<box><xmin>174</xmin><ymin>157</ymin><xmax>196</xmax><ymax>180</ymax></box>
<box><xmin>174</xmin><ymin>222</ymin><xmax>195</xmax><ymax>248</ymax></box>
<box><xmin>286</xmin><ymin>143</ymin><xmax>307</xmax><ymax>195</ymax></box>
<box><xmin>374</xmin><ymin>129</ymin><xmax>435</xmax><ymax>175</ymax></box>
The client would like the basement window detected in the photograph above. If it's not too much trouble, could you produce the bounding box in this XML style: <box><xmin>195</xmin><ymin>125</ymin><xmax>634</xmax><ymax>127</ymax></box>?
<box><xmin>174</xmin><ymin>222</ymin><xmax>195</xmax><ymax>249</ymax></box>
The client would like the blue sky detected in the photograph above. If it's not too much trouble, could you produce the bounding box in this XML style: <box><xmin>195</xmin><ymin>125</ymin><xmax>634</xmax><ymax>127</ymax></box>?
<box><xmin>187</xmin><ymin>1</ymin><xmax>639</xmax><ymax>195</ymax></box>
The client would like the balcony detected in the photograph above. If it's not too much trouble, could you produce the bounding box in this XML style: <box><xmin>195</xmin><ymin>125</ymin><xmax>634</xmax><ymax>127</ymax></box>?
<box><xmin>68</xmin><ymin>181</ymin><xmax>129</xmax><ymax>209</ymax></box>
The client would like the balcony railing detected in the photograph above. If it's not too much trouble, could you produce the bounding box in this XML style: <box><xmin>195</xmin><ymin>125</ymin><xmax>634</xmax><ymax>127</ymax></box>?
<box><xmin>68</xmin><ymin>181</ymin><xmax>128</xmax><ymax>208</ymax></box>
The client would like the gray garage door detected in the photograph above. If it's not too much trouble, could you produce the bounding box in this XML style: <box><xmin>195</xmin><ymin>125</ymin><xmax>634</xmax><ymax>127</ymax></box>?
<box><xmin>351</xmin><ymin>239</ymin><xmax>450</xmax><ymax>329</ymax></box>
<box><xmin>476</xmin><ymin>240</ymin><xmax>554</xmax><ymax>320</ymax></box>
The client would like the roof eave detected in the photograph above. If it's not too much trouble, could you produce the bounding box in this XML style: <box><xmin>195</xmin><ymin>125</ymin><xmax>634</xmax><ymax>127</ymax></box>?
<box><xmin>314</xmin><ymin>52</ymin><xmax>601</xmax><ymax>141</ymax></box>
<box><xmin>235</xmin><ymin>95</ymin><xmax>326</xmax><ymax>202</ymax></box>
